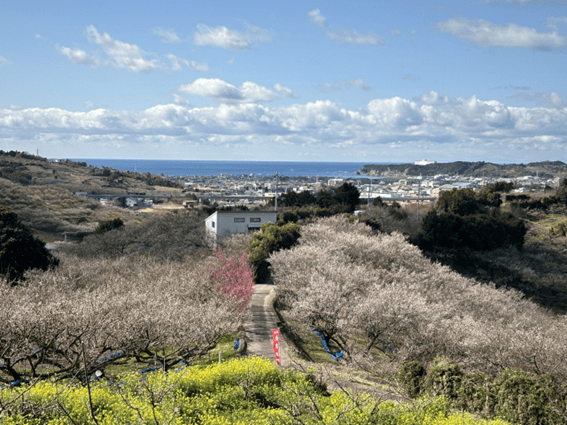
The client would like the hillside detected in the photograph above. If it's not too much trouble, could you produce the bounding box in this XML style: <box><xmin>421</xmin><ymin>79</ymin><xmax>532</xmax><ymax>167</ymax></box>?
<box><xmin>0</xmin><ymin>150</ymin><xmax>181</xmax><ymax>192</ymax></box>
<box><xmin>358</xmin><ymin>160</ymin><xmax>567</xmax><ymax>178</ymax></box>
<box><xmin>0</xmin><ymin>151</ymin><xmax>185</xmax><ymax>242</ymax></box>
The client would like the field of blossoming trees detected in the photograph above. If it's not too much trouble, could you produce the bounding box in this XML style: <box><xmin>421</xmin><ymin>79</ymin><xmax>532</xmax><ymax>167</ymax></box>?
<box><xmin>1</xmin><ymin>163</ymin><xmax>567</xmax><ymax>423</ymax></box>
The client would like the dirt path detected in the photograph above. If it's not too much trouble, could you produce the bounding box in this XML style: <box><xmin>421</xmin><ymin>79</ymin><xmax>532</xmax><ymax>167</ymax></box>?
<box><xmin>244</xmin><ymin>284</ymin><xmax>288</xmax><ymax>366</ymax></box>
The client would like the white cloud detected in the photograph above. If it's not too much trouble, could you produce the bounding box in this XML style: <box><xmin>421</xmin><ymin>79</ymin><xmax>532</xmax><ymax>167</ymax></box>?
<box><xmin>152</xmin><ymin>27</ymin><xmax>181</xmax><ymax>43</ymax></box>
<box><xmin>2</xmin><ymin>91</ymin><xmax>566</xmax><ymax>160</ymax></box>
<box><xmin>547</xmin><ymin>16</ymin><xmax>567</xmax><ymax>30</ymax></box>
<box><xmin>316</xmin><ymin>79</ymin><xmax>371</xmax><ymax>91</ymax></box>
<box><xmin>274</xmin><ymin>83</ymin><xmax>298</xmax><ymax>98</ymax></box>
<box><xmin>239</xmin><ymin>81</ymin><xmax>278</xmax><ymax>103</ymax></box>
<box><xmin>436</xmin><ymin>18</ymin><xmax>566</xmax><ymax>49</ymax></box>
<box><xmin>166</xmin><ymin>54</ymin><xmax>208</xmax><ymax>72</ymax></box>
<box><xmin>194</xmin><ymin>25</ymin><xmax>248</xmax><ymax>49</ymax></box>
<box><xmin>57</xmin><ymin>46</ymin><xmax>100</xmax><ymax>67</ymax></box>
<box><xmin>178</xmin><ymin>78</ymin><xmax>278</xmax><ymax>103</ymax></box>
<box><xmin>341</xmin><ymin>79</ymin><xmax>371</xmax><ymax>91</ymax></box>
<box><xmin>172</xmin><ymin>94</ymin><xmax>191</xmax><ymax>106</ymax></box>
<box><xmin>308</xmin><ymin>9</ymin><xmax>327</xmax><ymax>26</ymax></box>
<box><xmin>308</xmin><ymin>9</ymin><xmax>385</xmax><ymax>45</ymax></box>
<box><xmin>315</xmin><ymin>82</ymin><xmax>340</xmax><ymax>91</ymax></box>
<box><xmin>86</xmin><ymin>25</ymin><xmax>160</xmax><ymax>72</ymax></box>
<box><xmin>403</xmin><ymin>74</ymin><xmax>416</xmax><ymax>80</ymax></box>
<box><xmin>368</xmin><ymin>97</ymin><xmax>423</xmax><ymax>127</ymax></box>
<box><xmin>244</xmin><ymin>23</ymin><xmax>272</xmax><ymax>42</ymax></box>
<box><xmin>389</xmin><ymin>29</ymin><xmax>401</xmax><ymax>35</ymax></box>
<box><xmin>84</xmin><ymin>101</ymin><xmax>97</xmax><ymax>110</ymax></box>
<box><xmin>540</xmin><ymin>92</ymin><xmax>564</xmax><ymax>108</ymax></box>
<box><xmin>193</xmin><ymin>23</ymin><xmax>271</xmax><ymax>50</ymax></box>
<box><xmin>0</xmin><ymin>55</ymin><xmax>7</xmax><ymax>66</ymax></box>
<box><xmin>326</xmin><ymin>29</ymin><xmax>385</xmax><ymax>45</ymax></box>
<box><xmin>58</xmin><ymin>26</ymin><xmax>207</xmax><ymax>74</ymax></box>
<box><xmin>509</xmin><ymin>91</ymin><xmax>564</xmax><ymax>108</ymax></box>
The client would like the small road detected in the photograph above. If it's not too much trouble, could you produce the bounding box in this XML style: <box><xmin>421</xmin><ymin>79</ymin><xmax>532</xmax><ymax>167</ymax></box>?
<box><xmin>244</xmin><ymin>284</ymin><xmax>288</xmax><ymax>366</ymax></box>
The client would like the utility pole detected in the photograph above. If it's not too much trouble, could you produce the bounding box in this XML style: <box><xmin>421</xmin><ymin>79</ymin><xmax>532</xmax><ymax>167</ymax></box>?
<box><xmin>274</xmin><ymin>173</ymin><xmax>278</xmax><ymax>212</ymax></box>
<box><xmin>417</xmin><ymin>178</ymin><xmax>421</xmax><ymax>221</ymax></box>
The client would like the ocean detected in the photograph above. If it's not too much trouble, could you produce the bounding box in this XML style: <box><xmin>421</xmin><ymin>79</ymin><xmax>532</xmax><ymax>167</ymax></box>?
<box><xmin>71</xmin><ymin>159</ymin><xmax>393</xmax><ymax>178</ymax></box>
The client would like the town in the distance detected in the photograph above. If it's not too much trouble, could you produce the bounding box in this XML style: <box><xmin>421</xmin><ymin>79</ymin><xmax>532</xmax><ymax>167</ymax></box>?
<box><xmin>87</xmin><ymin>159</ymin><xmax>566</xmax><ymax>210</ymax></box>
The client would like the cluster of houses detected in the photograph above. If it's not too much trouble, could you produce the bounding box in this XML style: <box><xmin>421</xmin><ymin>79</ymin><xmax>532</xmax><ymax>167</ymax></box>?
<box><xmin>178</xmin><ymin>173</ymin><xmax>561</xmax><ymax>209</ymax></box>
<box><xmin>74</xmin><ymin>169</ymin><xmax>562</xmax><ymax>242</ymax></box>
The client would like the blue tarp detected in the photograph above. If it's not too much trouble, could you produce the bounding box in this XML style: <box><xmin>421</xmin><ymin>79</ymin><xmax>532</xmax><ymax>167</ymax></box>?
<box><xmin>368</xmin><ymin>330</ymin><xmax>395</xmax><ymax>353</ymax></box>
<box><xmin>0</xmin><ymin>379</ymin><xmax>29</xmax><ymax>391</ymax></box>
<box><xmin>140</xmin><ymin>365</ymin><xmax>162</xmax><ymax>374</ymax></box>
<box><xmin>97</xmin><ymin>351</ymin><xmax>123</xmax><ymax>364</ymax></box>
<box><xmin>312</xmin><ymin>329</ymin><xmax>344</xmax><ymax>361</ymax></box>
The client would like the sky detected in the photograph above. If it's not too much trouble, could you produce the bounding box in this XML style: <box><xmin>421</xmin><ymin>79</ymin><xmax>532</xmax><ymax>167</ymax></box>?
<box><xmin>1</xmin><ymin>0</ymin><xmax>566</xmax><ymax>163</ymax></box>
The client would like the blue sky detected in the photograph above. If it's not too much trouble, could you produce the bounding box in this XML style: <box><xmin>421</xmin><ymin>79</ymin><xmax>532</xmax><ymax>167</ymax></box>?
<box><xmin>1</xmin><ymin>0</ymin><xmax>566</xmax><ymax>163</ymax></box>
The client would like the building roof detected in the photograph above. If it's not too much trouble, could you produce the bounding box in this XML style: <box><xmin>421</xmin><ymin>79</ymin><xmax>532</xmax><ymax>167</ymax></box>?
<box><xmin>213</xmin><ymin>210</ymin><xmax>277</xmax><ymax>214</ymax></box>
<box><xmin>205</xmin><ymin>210</ymin><xmax>277</xmax><ymax>221</ymax></box>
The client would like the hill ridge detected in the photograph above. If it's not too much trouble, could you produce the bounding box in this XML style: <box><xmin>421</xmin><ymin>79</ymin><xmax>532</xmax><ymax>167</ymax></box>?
<box><xmin>358</xmin><ymin>160</ymin><xmax>567</xmax><ymax>178</ymax></box>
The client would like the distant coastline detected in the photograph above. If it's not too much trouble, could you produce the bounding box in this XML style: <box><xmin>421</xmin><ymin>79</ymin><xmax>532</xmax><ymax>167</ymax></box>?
<box><xmin>70</xmin><ymin>159</ymin><xmax>397</xmax><ymax>178</ymax></box>
<box><xmin>63</xmin><ymin>158</ymin><xmax>567</xmax><ymax>180</ymax></box>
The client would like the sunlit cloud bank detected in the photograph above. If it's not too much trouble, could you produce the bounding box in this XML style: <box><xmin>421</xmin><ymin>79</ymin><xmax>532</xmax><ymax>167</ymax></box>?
<box><xmin>1</xmin><ymin>92</ymin><xmax>565</xmax><ymax>160</ymax></box>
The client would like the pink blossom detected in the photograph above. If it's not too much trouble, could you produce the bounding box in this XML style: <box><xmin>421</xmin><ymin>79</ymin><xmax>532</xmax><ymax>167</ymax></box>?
<box><xmin>207</xmin><ymin>247</ymin><xmax>254</xmax><ymax>311</ymax></box>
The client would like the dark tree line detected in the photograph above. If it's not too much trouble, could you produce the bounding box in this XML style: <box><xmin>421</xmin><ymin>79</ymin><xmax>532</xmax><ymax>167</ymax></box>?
<box><xmin>277</xmin><ymin>182</ymin><xmax>360</xmax><ymax>212</ymax></box>
<box><xmin>414</xmin><ymin>187</ymin><xmax>526</xmax><ymax>252</ymax></box>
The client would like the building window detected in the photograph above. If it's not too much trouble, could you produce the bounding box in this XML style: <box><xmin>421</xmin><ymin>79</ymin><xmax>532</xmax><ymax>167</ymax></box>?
<box><xmin>212</xmin><ymin>222</ymin><xmax>215</xmax><ymax>228</ymax></box>
<box><xmin>234</xmin><ymin>218</ymin><xmax>245</xmax><ymax>222</ymax></box>
<box><xmin>250</xmin><ymin>218</ymin><xmax>261</xmax><ymax>223</ymax></box>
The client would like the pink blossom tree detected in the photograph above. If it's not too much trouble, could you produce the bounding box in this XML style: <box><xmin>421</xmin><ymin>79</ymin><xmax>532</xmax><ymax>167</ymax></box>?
<box><xmin>208</xmin><ymin>247</ymin><xmax>255</xmax><ymax>311</ymax></box>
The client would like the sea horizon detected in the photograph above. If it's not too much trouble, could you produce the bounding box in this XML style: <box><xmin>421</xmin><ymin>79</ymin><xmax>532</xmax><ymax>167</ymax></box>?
<box><xmin>69</xmin><ymin>159</ymin><xmax>399</xmax><ymax>178</ymax></box>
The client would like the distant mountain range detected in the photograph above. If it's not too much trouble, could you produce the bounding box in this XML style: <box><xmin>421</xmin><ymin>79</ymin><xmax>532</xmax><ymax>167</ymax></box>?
<box><xmin>358</xmin><ymin>161</ymin><xmax>567</xmax><ymax>179</ymax></box>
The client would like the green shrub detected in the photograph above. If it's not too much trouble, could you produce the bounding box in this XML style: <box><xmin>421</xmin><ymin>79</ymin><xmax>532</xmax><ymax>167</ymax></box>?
<box><xmin>428</xmin><ymin>366</ymin><xmax>567</xmax><ymax>425</ymax></box>
<box><xmin>423</xmin><ymin>357</ymin><xmax>463</xmax><ymax>400</ymax></box>
<box><xmin>247</xmin><ymin>222</ymin><xmax>300</xmax><ymax>282</ymax></box>
<box><xmin>0</xmin><ymin>206</ymin><xmax>59</xmax><ymax>282</ymax></box>
<box><xmin>455</xmin><ymin>372</ymin><xmax>493</xmax><ymax>418</ymax></box>
<box><xmin>94</xmin><ymin>217</ymin><xmax>124</xmax><ymax>234</ymax></box>
<box><xmin>397</xmin><ymin>361</ymin><xmax>426</xmax><ymax>398</ymax></box>
<box><xmin>550</xmin><ymin>221</ymin><xmax>567</xmax><ymax>236</ymax></box>
<box><xmin>483</xmin><ymin>182</ymin><xmax>514</xmax><ymax>194</ymax></box>
<box><xmin>491</xmin><ymin>369</ymin><xmax>558</xmax><ymax>425</ymax></box>
<box><xmin>282</xmin><ymin>211</ymin><xmax>299</xmax><ymax>223</ymax></box>
<box><xmin>416</xmin><ymin>209</ymin><xmax>526</xmax><ymax>252</ymax></box>
<box><xmin>388</xmin><ymin>201</ymin><xmax>408</xmax><ymax>220</ymax></box>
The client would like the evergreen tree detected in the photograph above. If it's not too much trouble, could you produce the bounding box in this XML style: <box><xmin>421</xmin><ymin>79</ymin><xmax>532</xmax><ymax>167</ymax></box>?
<box><xmin>247</xmin><ymin>222</ymin><xmax>300</xmax><ymax>282</ymax></box>
<box><xmin>0</xmin><ymin>206</ymin><xmax>59</xmax><ymax>282</ymax></box>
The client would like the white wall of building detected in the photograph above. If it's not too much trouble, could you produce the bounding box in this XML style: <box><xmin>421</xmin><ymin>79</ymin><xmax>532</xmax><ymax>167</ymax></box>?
<box><xmin>415</xmin><ymin>159</ymin><xmax>437</xmax><ymax>166</ymax></box>
<box><xmin>205</xmin><ymin>211</ymin><xmax>278</xmax><ymax>241</ymax></box>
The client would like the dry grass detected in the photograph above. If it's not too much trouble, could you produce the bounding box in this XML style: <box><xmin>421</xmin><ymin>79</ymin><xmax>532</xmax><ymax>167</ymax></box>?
<box><xmin>0</xmin><ymin>177</ymin><xmax>142</xmax><ymax>241</ymax></box>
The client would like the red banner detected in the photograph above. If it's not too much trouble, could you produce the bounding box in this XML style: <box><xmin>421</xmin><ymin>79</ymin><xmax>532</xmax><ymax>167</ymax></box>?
<box><xmin>272</xmin><ymin>329</ymin><xmax>281</xmax><ymax>366</ymax></box>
